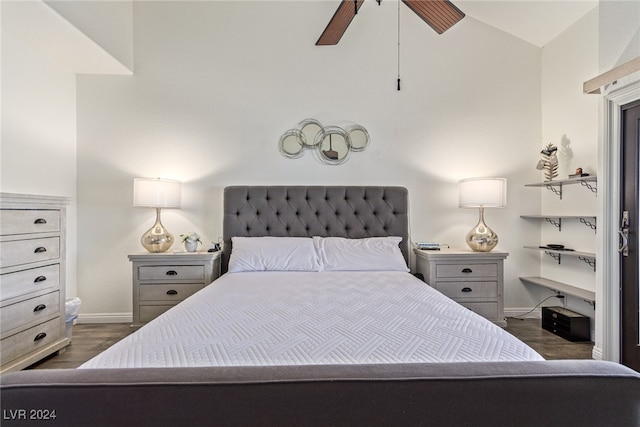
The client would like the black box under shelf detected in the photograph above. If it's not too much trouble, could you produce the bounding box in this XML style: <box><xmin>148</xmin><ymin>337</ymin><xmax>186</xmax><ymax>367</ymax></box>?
<box><xmin>542</xmin><ymin>306</ymin><xmax>590</xmax><ymax>342</ymax></box>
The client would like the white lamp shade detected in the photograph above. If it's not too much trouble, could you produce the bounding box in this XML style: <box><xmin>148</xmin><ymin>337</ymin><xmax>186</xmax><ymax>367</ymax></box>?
<box><xmin>133</xmin><ymin>178</ymin><xmax>181</xmax><ymax>208</ymax></box>
<box><xmin>458</xmin><ymin>177</ymin><xmax>507</xmax><ymax>208</ymax></box>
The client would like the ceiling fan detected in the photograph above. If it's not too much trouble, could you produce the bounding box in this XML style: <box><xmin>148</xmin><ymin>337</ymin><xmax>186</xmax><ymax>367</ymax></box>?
<box><xmin>316</xmin><ymin>0</ymin><xmax>465</xmax><ymax>46</ymax></box>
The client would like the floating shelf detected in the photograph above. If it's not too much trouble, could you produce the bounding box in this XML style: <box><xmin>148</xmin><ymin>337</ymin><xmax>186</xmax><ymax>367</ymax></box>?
<box><xmin>519</xmin><ymin>276</ymin><xmax>595</xmax><ymax>306</ymax></box>
<box><xmin>523</xmin><ymin>246</ymin><xmax>596</xmax><ymax>271</ymax></box>
<box><xmin>520</xmin><ymin>215</ymin><xmax>597</xmax><ymax>232</ymax></box>
<box><xmin>525</xmin><ymin>176</ymin><xmax>597</xmax><ymax>199</ymax></box>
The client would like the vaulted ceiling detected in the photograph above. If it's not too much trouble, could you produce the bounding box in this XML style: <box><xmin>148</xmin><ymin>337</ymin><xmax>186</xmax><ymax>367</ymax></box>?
<box><xmin>315</xmin><ymin>0</ymin><xmax>598</xmax><ymax>48</ymax></box>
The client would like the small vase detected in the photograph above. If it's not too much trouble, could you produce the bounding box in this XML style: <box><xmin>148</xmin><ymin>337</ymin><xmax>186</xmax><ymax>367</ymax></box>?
<box><xmin>184</xmin><ymin>239</ymin><xmax>198</xmax><ymax>252</ymax></box>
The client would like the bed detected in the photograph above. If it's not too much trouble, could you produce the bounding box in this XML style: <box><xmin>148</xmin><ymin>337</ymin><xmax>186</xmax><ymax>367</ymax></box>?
<box><xmin>1</xmin><ymin>186</ymin><xmax>639</xmax><ymax>426</ymax></box>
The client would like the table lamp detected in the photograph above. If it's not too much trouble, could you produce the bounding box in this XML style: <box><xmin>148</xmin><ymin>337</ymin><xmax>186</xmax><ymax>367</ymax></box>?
<box><xmin>133</xmin><ymin>178</ymin><xmax>181</xmax><ymax>253</ymax></box>
<box><xmin>458</xmin><ymin>177</ymin><xmax>507</xmax><ymax>252</ymax></box>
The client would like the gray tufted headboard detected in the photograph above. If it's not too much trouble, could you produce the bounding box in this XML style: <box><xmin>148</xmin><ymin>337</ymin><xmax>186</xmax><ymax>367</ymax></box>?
<box><xmin>222</xmin><ymin>186</ymin><xmax>409</xmax><ymax>273</ymax></box>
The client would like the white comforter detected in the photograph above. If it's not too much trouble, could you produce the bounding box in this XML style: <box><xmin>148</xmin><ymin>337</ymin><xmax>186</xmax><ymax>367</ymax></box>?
<box><xmin>80</xmin><ymin>271</ymin><xmax>543</xmax><ymax>368</ymax></box>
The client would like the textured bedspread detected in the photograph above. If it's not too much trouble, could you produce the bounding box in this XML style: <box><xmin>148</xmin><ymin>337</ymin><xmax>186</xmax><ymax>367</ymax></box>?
<box><xmin>81</xmin><ymin>271</ymin><xmax>542</xmax><ymax>368</ymax></box>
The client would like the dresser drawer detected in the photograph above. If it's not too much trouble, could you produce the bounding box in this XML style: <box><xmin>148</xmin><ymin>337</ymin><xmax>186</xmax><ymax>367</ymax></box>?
<box><xmin>1</xmin><ymin>291</ymin><xmax>60</xmax><ymax>335</ymax></box>
<box><xmin>458</xmin><ymin>301</ymin><xmax>499</xmax><ymax>319</ymax></box>
<box><xmin>140</xmin><ymin>305</ymin><xmax>174</xmax><ymax>323</ymax></box>
<box><xmin>139</xmin><ymin>283</ymin><xmax>203</xmax><ymax>301</ymax></box>
<box><xmin>1</xmin><ymin>209</ymin><xmax>61</xmax><ymax>236</ymax></box>
<box><xmin>435</xmin><ymin>281</ymin><xmax>498</xmax><ymax>299</ymax></box>
<box><xmin>138</xmin><ymin>265</ymin><xmax>205</xmax><ymax>281</ymax></box>
<box><xmin>0</xmin><ymin>237</ymin><xmax>60</xmax><ymax>268</ymax></box>
<box><xmin>436</xmin><ymin>263</ymin><xmax>498</xmax><ymax>278</ymax></box>
<box><xmin>1</xmin><ymin>264</ymin><xmax>60</xmax><ymax>302</ymax></box>
<box><xmin>0</xmin><ymin>317</ymin><xmax>62</xmax><ymax>365</ymax></box>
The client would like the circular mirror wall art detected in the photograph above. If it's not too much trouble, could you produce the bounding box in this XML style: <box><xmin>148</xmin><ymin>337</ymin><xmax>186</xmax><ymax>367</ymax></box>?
<box><xmin>314</xmin><ymin>126</ymin><xmax>351</xmax><ymax>165</ymax></box>
<box><xmin>346</xmin><ymin>125</ymin><xmax>370</xmax><ymax>152</ymax></box>
<box><xmin>278</xmin><ymin>129</ymin><xmax>305</xmax><ymax>158</ymax></box>
<box><xmin>297</xmin><ymin>118</ymin><xmax>324</xmax><ymax>147</ymax></box>
<box><xmin>279</xmin><ymin>118</ymin><xmax>369</xmax><ymax>165</ymax></box>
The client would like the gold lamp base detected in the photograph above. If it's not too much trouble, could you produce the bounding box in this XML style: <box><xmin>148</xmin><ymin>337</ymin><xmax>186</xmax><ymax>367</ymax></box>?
<box><xmin>465</xmin><ymin>207</ymin><xmax>498</xmax><ymax>252</ymax></box>
<box><xmin>141</xmin><ymin>208</ymin><xmax>174</xmax><ymax>253</ymax></box>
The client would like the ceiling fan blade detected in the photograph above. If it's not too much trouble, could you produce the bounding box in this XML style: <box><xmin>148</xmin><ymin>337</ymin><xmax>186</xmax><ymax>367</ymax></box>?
<box><xmin>316</xmin><ymin>0</ymin><xmax>365</xmax><ymax>46</ymax></box>
<box><xmin>401</xmin><ymin>0</ymin><xmax>465</xmax><ymax>34</ymax></box>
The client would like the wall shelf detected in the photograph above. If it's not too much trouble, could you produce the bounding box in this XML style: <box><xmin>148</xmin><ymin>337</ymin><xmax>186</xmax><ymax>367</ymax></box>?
<box><xmin>523</xmin><ymin>246</ymin><xmax>596</xmax><ymax>271</ymax></box>
<box><xmin>519</xmin><ymin>276</ymin><xmax>595</xmax><ymax>307</ymax></box>
<box><xmin>524</xmin><ymin>176</ymin><xmax>597</xmax><ymax>199</ymax></box>
<box><xmin>520</xmin><ymin>215</ymin><xmax>597</xmax><ymax>233</ymax></box>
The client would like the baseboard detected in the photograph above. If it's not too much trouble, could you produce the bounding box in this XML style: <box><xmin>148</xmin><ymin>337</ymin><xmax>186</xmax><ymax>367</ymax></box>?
<box><xmin>591</xmin><ymin>345</ymin><xmax>604</xmax><ymax>360</ymax></box>
<box><xmin>504</xmin><ymin>308</ymin><xmax>541</xmax><ymax>319</ymax></box>
<box><xmin>77</xmin><ymin>313</ymin><xmax>132</xmax><ymax>324</ymax></box>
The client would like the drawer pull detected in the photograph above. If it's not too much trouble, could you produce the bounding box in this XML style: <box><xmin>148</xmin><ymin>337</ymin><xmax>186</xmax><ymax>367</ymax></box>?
<box><xmin>34</xmin><ymin>218</ymin><xmax>47</xmax><ymax>224</ymax></box>
<box><xmin>166</xmin><ymin>290</ymin><xmax>178</xmax><ymax>295</ymax></box>
<box><xmin>34</xmin><ymin>332</ymin><xmax>47</xmax><ymax>341</ymax></box>
<box><xmin>34</xmin><ymin>275</ymin><xmax>47</xmax><ymax>283</ymax></box>
<box><xmin>461</xmin><ymin>287</ymin><xmax>473</xmax><ymax>293</ymax></box>
<box><xmin>461</xmin><ymin>268</ymin><xmax>473</xmax><ymax>273</ymax></box>
<box><xmin>166</xmin><ymin>270</ymin><xmax>178</xmax><ymax>276</ymax></box>
<box><xmin>34</xmin><ymin>247</ymin><xmax>47</xmax><ymax>254</ymax></box>
<box><xmin>33</xmin><ymin>304</ymin><xmax>47</xmax><ymax>312</ymax></box>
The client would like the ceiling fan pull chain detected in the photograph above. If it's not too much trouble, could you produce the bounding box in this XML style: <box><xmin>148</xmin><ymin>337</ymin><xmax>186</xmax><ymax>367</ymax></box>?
<box><xmin>397</xmin><ymin>0</ymin><xmax>401</xmax><ymax>91</ymax></box>
<box><xmin>354</xmin><ymin>0</ymin><xmax>358</xmax><ymax>14</ymax></box>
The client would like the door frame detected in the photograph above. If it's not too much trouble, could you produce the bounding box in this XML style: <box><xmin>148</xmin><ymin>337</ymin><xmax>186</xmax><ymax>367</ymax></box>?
<box><xmin>597</xmin><ymin>72</ymin><xmax>640</xmax><ymax>362</ymax></box>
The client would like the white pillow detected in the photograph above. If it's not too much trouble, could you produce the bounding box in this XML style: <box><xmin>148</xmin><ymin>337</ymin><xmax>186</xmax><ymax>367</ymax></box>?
<box><xmin>228</xmin><ymin>237</ymin><xmax>321</xmax><ymax>272</ymax></box>
<box><xmin>314</xmin><ymin>236</ymin><xmax>409</xmax><ymax>272</ymax></box>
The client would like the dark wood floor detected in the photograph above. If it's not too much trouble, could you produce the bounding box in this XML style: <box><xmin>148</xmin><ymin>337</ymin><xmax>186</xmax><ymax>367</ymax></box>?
<box><xmin>27</xmin><ymin>317</ymin><xmax>593</xmax><ymax>370</ymax></box>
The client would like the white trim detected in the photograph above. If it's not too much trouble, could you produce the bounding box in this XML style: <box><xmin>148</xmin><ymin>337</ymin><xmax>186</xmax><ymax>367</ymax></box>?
<box><xmin>503</xmin><ymin>308</ymin><xmax>541</xmax><ymax>319</ymax></box>
<box><xmin>597</xmin><ymin>73</ymin><xmax>640</xmax><ymax>362</ymax></box>
<box><xmin>77</xmin><ymin>313</ymin><xmax>132</xmax><ymax>324</ymax></box>
<box><xmin>592</xmin><ymin>345</ymin><xmax>604</xmax><ymax>360</ymax></box>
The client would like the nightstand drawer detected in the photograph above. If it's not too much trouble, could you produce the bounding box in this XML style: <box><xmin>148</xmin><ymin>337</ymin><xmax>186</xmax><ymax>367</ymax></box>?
<box><xmin>435</xmin><ymin>281</ymin><xmax>498</xmax><ymax>299</ymax></box>
<box><xmin>0</xmin><ymin>317</ymin><xmax>62</xmax><ymax>364</ymax></box>
<box><xmin>139</xmin><ymin>283</ymin><xmax>203</xmax><ymax>301</ymax></box>
<box><xmin>129</xmin><ymin>252</ymin><xmax>221</xmax><ymax>328</ymax></box>
<box><xmin>413</xmin><ymin>249</ymin><xmax>508</xmax><ymax>327</ymax></box>
<box><xmin>1</xmin><ymin>264</ymin><xmax>60</xmax><ymax>302</ymax></box>
<box><xmin>1</xmin><ymin>291</ymin><xmax>60</xmax><ymax>335</ymax></box>
<box><xmin>459</xmin><ymin>301</ymin><xmax>498</xmax><ymax>319</ymax></box>
<box><xmin>140</xmin><ymin>305</ymin><xmax>174</xmax><ymax>323</ymax></box>
<box><xmin>436</xmin><ymin>263</ymin><xmax>498</xmax><ymax>278</ymax></box>
<box><xmin>0</xmin><ymin>237</ymin><xmax>60</xmax><ymax>268</ymax></box>
<box><xmin>138</xmin><ymin>265</ymin><xmax>205</xmax><ymax>281</ymax></box>
<box><xmin>1</xmin><ymin>209</ymin><xmax>61</xmax><ymax>236</ymax></box>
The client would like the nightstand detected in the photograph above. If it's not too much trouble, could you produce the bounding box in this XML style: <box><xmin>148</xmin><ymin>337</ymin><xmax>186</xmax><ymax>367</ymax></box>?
<box><xmin>128</xmin><ymin>252</ymin><xmax>221</xmax><ymax>328</ymax></box>
<box><xmin>414</xmin><ymin>248</ymin><xmax>508</xmax><ymax>327</ymax></box>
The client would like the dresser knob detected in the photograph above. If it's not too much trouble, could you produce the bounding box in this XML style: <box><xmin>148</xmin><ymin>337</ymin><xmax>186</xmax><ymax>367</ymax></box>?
<box><xmin>34</xmin><ymin>332</ymin><xmax>47</xmax><ymax>342</ymax></box>
<box><xmin>34</xmin><ymin>218</ymin><xmax>47</xmax><ymax>224</ymax></box>
<box><xmin>461</xmin><ymin>287</ymin><xmax>473</xmax><ymax>293</ymax></box>
<box><xmin>34</xmin><ymin>247</ymin><xmax>47</xmax><ymax>253</ymax></box>
<box><xmin>33</xmin><ymin>304</ymin><xmax>47</xmax><ymax>312</ymax></box>
<box><xmin>166</xmin><ymin>290</ymin><xmax>178</xmax><ymax>295</ymax></box>
<box><xmin>34</xmin><ymin>276</ymin><xmax>47</xmax><ymax>283</ymax></box>
<box><xmin>461</xmin><ymin>268</ymin><xmax>473</xmax><ymax>273</ymax></box>
<box><xmin>166</xmin><ymin>270</ymin><xmax>178</xmax><ymax>276</ymax></box>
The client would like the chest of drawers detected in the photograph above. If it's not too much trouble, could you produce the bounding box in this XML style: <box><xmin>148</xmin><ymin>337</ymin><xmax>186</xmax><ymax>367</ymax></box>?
<box><xmin>0</xmin><ymin>193</ymin><xmax>70</xmax><ymax>373</ymax></box>
<box><xmin>414</xmin><ymin>248</ymin><xmax>508</xmax><ymax>327</ymax></box>
<box><xmin>129</xmin><ymin>252</ymin><xmax>221</xmax><ymax>328</ymax></box>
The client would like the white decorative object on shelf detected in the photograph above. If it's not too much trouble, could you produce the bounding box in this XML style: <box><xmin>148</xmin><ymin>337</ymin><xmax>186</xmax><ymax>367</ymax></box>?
<box><xmin>536</xmin><ymin>143</ymin><xmax>559</xmax><ymax>181</ymax></box>
<box><xmin>180</xmin><ymin>232</ymin><xmax>201</xmax><ymax>252</ymax></box>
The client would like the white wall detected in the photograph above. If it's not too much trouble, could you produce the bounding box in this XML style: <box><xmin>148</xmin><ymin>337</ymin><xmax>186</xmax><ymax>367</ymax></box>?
<box><xmin>1</xmin><ymin>1</ymin><xmax>130</xmax><ymax>299</ymax></box>
<box><xmin>74</xmin><ymin>1</ymin><xmax>541</xmax><ymax>319</ymax></box>
<box><xmin>598</xmin><ymin>0</ymin><xmax>640</xmax><ymax>71</ymax></box>
<box><xmin>539</xmin><ymin>8</ymin><xmax>600</xmax><ymax>327</ymax></box>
